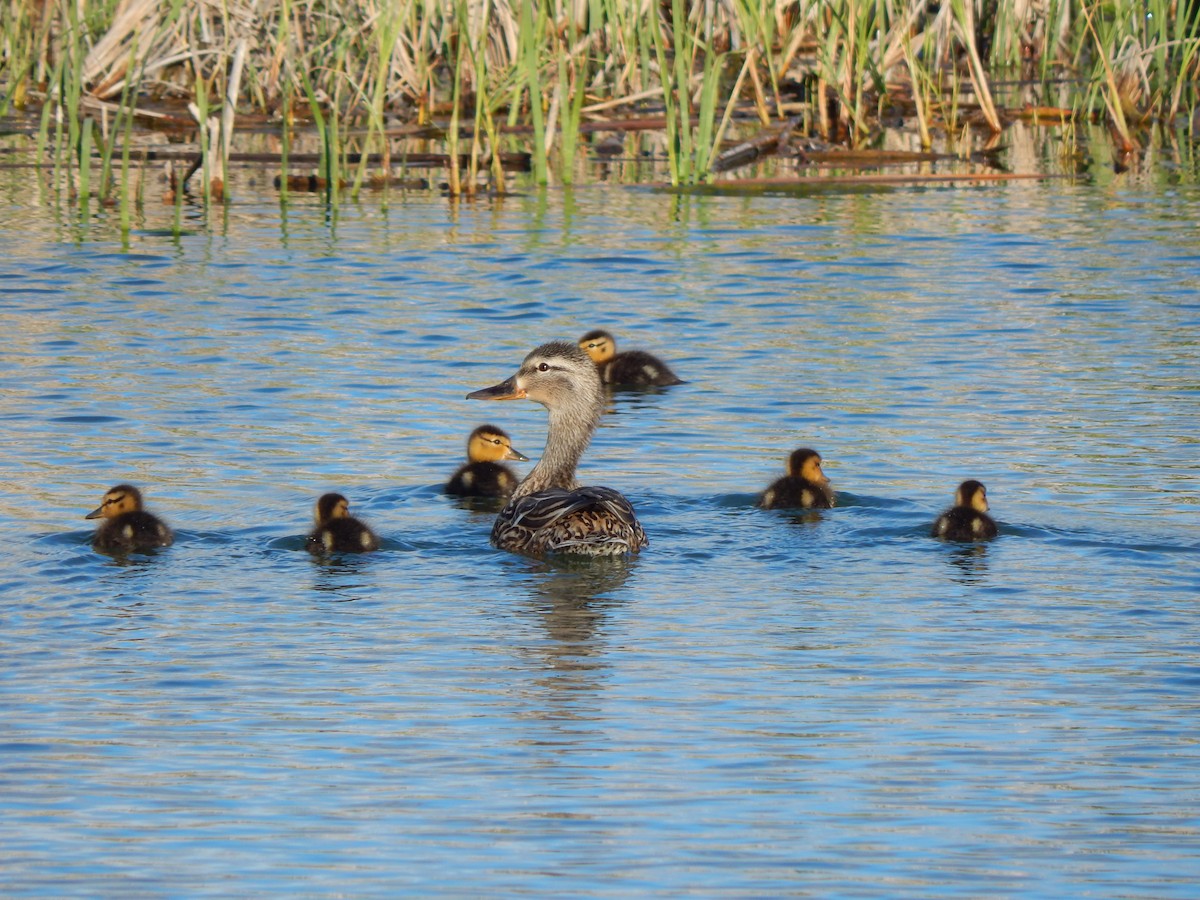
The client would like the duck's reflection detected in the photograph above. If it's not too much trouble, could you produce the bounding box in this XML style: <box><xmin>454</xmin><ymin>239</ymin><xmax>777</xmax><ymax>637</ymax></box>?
<box><xmin>309</xmin><ymin>553</ymin><xmax>375</xmax><ymax>602</ymax></box>
<box><xmin>945</xmin><ymin>542</ymin><xmax>990</xmax><ymax>584</ymax></box>
<box><xmin>508</xmin><ymin>554</ymin><xmax>634</xmax><ymax>714</ymax></box>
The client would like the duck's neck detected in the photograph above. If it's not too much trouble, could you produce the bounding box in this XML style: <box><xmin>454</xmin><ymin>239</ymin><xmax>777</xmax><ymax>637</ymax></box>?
<box><xmin>514</xmin><ymin>400</ymin><xmax>598</xmax><ymax>497</ymax></box>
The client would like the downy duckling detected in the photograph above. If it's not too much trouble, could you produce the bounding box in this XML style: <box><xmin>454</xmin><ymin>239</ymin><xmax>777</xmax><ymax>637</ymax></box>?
<box><xmin>931</xmin><ymin>480</ymin><xmax>998</xmax><ymax>541</ymax></box>
<box><xmin>468</xmin><ymin>341</ymin><xmax>648</xmax><ymax>557</ymax></box>
<box><xmin>306</xmin><ymin>492</ymin><xmax>380</xmax><ymax>554</ymax></box>
<box><xmin>578</xmin><ymin>329</ymin><xmax>683</xmax><ymax>387</ymax></box>
<box><xmin>86</xmin><ymin>483</ymin><xmax>174</xmax><ymax>552</ymax></box>
<box><xmin>758</xmin><ymin>448</ymin><xmax>835</xmax><ymax>510</ymax></box>
<box><xmin>445</xmin><ymin>425</ymin><xmax>529</xmax><ymax>498</ymax></box>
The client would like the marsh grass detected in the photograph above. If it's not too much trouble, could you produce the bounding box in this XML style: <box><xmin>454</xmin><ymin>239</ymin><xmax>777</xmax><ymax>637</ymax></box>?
<box><xmin>4</xmin><ymin>0</ymin><xmax>1199</xmax><ymax>199</ymax></box>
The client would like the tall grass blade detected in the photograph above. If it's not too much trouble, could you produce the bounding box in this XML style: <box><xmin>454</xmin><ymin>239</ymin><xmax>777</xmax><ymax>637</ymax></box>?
<box><xmin>519</xmin><ymin>0</ymin><xmax>548</xmax><ymax>185</ymax></box>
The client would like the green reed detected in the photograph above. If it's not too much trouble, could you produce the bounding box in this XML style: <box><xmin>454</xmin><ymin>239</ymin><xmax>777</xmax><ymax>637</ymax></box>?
<box><xmin>351</xmin><ymin>1</ymin><xmax>401</xmax><ymax>200</ymax></box>
<box><xmin>465</xmin><ymin>0</ymin><xmax>498</xmax><ymax>195</ymax></box>
<box><xmin>446</xmin><ymin>1</ymin><xmax>466</xmax><ymax>196</ymax></box>
<box><xmin>554</xmin><ymin>25</ymin><xmax>587</xmax><ymax>185</ymax></box>
<box><xmin>116</xmin><ymin>41</ymin><xmax>143</xmax><ymax>235</ymax></box>
<box><xmin>294</xmin><ymin>50</ymin><xmax>341</xmax><ymax>205</ymax></box>
<box><xmin>36</xmin><ymin>51</ymin><xmax>67</xmax><ymax>185</ymax></box>
<box><xmin>0</xmin><ymin>0</ymin><xmax>42</xmax><ymax>113</ymax></box>
<box><xmin>518</xmin><ymin>0</ymin><xmax>549</xmax><ymax>185</ymax></box>
<box><xmin>193</xmin><ymin>72</ymin><xmax>214</xmax><ymax>202</ymax></box>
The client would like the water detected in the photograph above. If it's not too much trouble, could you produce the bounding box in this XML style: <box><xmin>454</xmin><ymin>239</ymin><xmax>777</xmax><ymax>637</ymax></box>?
<box><xmin>1</xmin><ymin>178</ymin><xmax>1198</xmax><ymax>896</ymax></box>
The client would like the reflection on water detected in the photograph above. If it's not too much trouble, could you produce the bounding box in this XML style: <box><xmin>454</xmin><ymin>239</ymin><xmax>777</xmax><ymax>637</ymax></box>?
<box><xmin>511</xmin><ymin>556</ymin><xmax>632</xmax><ymax>719</ymax></box>
<box><xmin>0</xmin><ymin>177</ymin><xmax>1198</xmax><ymax>896</ymax></box>
<box><xmin>942</xmin><ymin>541</ymin><xmax>992</xmax><ymax>585</ymax></box>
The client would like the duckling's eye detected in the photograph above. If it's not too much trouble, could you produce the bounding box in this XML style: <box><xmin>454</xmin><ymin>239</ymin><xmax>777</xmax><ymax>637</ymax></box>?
<box><xmin>492</xmin><ymin>439</ymin><xmax>503</xmax><ymax>445</ymax></box>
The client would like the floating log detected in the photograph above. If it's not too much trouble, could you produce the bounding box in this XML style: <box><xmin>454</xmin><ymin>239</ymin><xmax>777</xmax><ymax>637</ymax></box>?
<box><xmin>669</xmin><ymin>171</ymin><xmax>1066</xmax><ymax>195</ymax></box>
<box><xmin>710</xmin><ymin>118</ymin><xmax>800</xmax><ymax>173</ymax></box>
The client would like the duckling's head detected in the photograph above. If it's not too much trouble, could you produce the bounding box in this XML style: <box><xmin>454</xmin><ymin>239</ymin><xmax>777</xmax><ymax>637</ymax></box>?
<box><xmin>467</xmin><ymin>341</ymin><xmax>603</xmax><ymax>414</ymax></box>
<box><xmin>86</xmin><ymin>484</ymin><xmax>144</xmax><ymax>520</ymax></box>
<box><xmin>955</xmin><ymin>480</ymin><xmax>989</xmax><ymax>513</ymax></box>
<box><xmin>578</xmin><ymin>329</ymin><xmax>616</xmax><ymax>365</ymax></box>
<box><xmin>314</xmin><ymin>492</ymin><xmax>351</xmax><ymax>525</ymax></box>
<box><xmin>467</xmin><ymin>425</ymin><xmax>529</xmax><ymax>463</ymax></box>
<box><xmin>787</xmin><ymin>449</ymin><xmax>828</xmax><ymax>485</ymax></box>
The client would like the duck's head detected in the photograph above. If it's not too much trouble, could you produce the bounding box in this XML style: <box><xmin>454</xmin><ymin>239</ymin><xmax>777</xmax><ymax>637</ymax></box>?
<box><xmin>467</xmin><ymin>341</ymin><xmax>603</xmax><ymax>413</ymax></box>
<box><xmin>955</xmin><ymin>480</ymin><xmax>989</xmax><ymax>513</ymax></box>
<box><xmin>578</xmin><ymin>329</ymin><xmax>616</xmax><ymax>365</ymax></box>
<box><xmin>467</xmin><ymin>425</ymin><xmax>529</xmax><ymax>463</ymax></box>
<box><xmin>788</xmin><ymin>449</ymin><xmax>828</xmax><ymax>485</ymax></box>
<box><xmin>314</xmin><ymin>492</ymin><xmax>351</xmax><ymax>525</ymax></box>
<box><xmin>86</xmin><ymin>484</ymin><xmax>144</xmax><ymax>520</ymax></box>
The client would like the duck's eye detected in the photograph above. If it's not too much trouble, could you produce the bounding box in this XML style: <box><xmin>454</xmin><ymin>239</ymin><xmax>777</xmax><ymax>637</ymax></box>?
<box><xmin>492</xmin><ymin>439</ymin><xmax>503</xmax><ymax>445</ymax></box>
<box><xmin>538</xmin><ymin>362</ymin><xmax>550</xmax><ymax>372</ymax></box>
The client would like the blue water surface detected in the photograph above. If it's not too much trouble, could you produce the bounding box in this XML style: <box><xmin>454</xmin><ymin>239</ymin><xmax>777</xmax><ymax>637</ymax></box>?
<box><xmin>1</xmin><ymin>175</ymin><xmax>1198</xmax><ymax>897</ymax></box>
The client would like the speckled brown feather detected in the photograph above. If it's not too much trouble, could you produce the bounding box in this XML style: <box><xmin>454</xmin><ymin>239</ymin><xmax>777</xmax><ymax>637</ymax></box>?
<box><xmin>492</xmin><ymin>485</ymin><xmax>648</xmax><ymax>556</ymax></box>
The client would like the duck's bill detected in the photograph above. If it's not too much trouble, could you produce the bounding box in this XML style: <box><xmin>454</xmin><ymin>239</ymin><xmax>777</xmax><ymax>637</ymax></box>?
<box><xmin>466</xmin><ymin>376</ymin><xmax>526</xmax><ymax>401</ymax></box>
<box><xmin>85</xmin><ymin>505</ymin><xmax>104</xmax><ymax>520</ymax></box>
<box><xmin>505</xmin><ymin>447</ymin><xmax>531</xmax><ymax>462</ymax></box>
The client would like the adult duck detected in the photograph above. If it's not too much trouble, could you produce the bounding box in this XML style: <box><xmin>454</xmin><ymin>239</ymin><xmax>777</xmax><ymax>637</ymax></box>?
<box><xmin>467</xmin><ymin>341</ymin><xmax>648</xmax><ymax>556</ymax></box>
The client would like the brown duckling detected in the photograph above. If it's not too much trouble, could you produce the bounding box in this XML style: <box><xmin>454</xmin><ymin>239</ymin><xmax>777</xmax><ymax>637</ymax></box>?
<box><xmin>445</xmin><ymin>425</ymin><xmax>529</xmax><ymax>498</ymax></box>
<box><xmin>306</xmin><ymin>492</ymin><xmax>380</xmax><ymax>554</ymax></box>
<box><xmin>86</xmin><ymin>483</ymin><xmax>174</xmax><ymax>552</ymax></box>
<box><xmin>931</xmin><ymin>480</ymin><xmax>998</xmax><ymax>542</ymax></box>
<box><xmin>468</xmin><ymin>341</ymin><xmax>648</xmax><ymax>557</ymax></box>
<box><xmin>758</xmin><ymin>448</ymin><xmax>835</xmax><ymax>510</ymax></box>
<box><xmin>578</xmin><ymin>329</ymin><xmax>683</xmax><ymax>387</ymax></box>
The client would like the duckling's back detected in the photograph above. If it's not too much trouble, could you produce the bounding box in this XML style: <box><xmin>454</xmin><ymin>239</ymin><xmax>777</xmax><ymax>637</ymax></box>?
<box><xmin>931</xmin><ymin>507</ymin><xmax>997</xmax><ymax>541</ymax></box>
<box><xmin>759</xmin><ymin>476</ymin><xmax>835</xmax><ymax>510</ymax></box>
<box><xmin>307</xmin><ymin>517</ymin><xmax>380</xmax><ymax>554</ymax></box>
<box><xmin>446</xmin><ymin>461</ymin><xmax>519</xmax><ymax>498</ymax></box>
<box><xmin>601</xmin><ymin>350</ymin><xmax>683</xmax><ymax>387</ymax></box>
<box><xmin>93</xmin><ymin>511</ymin><xmax>174</xmax><ymax>551</ymax></box>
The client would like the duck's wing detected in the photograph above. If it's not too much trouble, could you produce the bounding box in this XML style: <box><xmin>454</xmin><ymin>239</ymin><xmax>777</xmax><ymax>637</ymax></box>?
<box><xmin>493</xmin><ymin>486</ymin><xmax>648</xmax><ymax>556</ymax></box>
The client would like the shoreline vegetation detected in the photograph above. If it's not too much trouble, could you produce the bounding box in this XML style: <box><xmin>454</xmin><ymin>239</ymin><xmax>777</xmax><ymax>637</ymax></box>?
<box><xmin>1</xmin><ymin>0</ymin><xmax>1198</xmax><ymax>209</ymax></box>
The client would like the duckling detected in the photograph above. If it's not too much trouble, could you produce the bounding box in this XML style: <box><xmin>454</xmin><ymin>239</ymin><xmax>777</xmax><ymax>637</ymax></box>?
<box><xmin>86</xmin><ymin>484</ymin><xmax>173</xmax><ymax>552</ymax></box>
<box><xmin>445</xmin><ymin>424</ymin><xmax>530</xmax><ymax>498</ymax></box>
<box><xmin>306</xmin><ymin>492</ymin><xmax>380</xmax><ymax>554</ymax></box>
<box><xmin>578</xmin><ymin>329</ymin><xmax>683</xmax><ymax>387</ymax></box>
<box><xmin>758</xmin><ymin>448</ymin><xmax>835</xmax><ymax>510</ymax></box>
<box><xmin>468</xmin><ymin>341</ymin><xmax>648</xmax><ymax>557</ymax></box>
<box><xmin>931</xmin><ymin>480</ymin><xmax>998</xmax><ymax>541</ymax></box>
